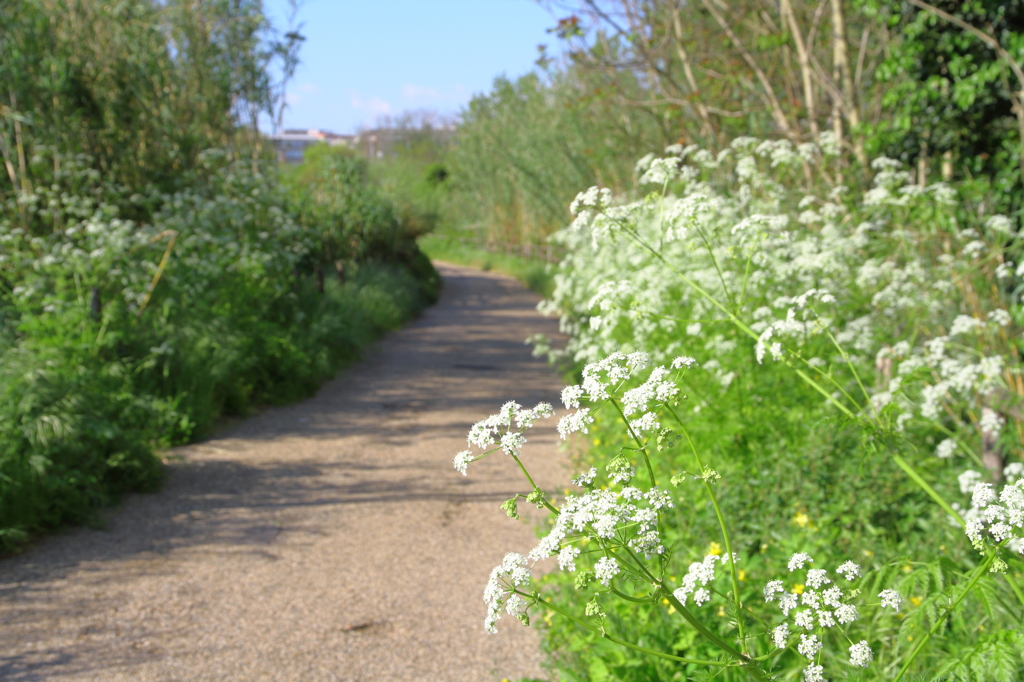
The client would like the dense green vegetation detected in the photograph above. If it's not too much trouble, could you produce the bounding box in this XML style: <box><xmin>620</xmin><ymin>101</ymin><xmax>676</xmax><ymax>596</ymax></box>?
<box><xmin>429</xmin><ymin>2</ymin><xmax>1024</xmax><ymax>681</ymax></box>
<box><xmin>0</xmin><ymin>0</ymin><xmax>436</xmax><ymax>548</ymax></box>
<box><xmin>418</xmin><ymin>234</ymin><xmax>555</xmax><ymax>296</ymax></box>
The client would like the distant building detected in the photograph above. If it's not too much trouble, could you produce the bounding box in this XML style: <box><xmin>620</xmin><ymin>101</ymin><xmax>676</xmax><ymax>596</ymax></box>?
<box><xmin>267</xmin><ymin>129</ymin><xmax>354</xmax><ymax>164</ymax></box>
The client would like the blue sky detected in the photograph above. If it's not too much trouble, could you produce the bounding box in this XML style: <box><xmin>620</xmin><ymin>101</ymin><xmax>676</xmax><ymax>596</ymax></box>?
<box><xmin>263</xmin><ymin>1</ymin><xmax>559</xmax><ymax>134</ymax></box>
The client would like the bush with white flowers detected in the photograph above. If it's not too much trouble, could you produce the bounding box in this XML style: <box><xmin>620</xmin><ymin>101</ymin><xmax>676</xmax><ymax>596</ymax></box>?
<box><xmin>457</xmin><ymin>136</ymin><xmax>1024</xmax><ymax>680</ymax></box>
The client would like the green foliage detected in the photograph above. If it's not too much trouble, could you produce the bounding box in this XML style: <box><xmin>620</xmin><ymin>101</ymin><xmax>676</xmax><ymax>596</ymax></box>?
<box><xmin>869</xmin><ymin>0</ymin><xmax>1024</xmax><ymax>209</ymax></box>
<box><xmin>446</xmin><ymin>69</ymin><xmax>663</xmax><ymax>247</ymax></box>
<box><xmin>507</xmin><ymin>141</ymin><xmax>1024</xmax><ymax>679</ymax></box>
<box><xmin>0</xmin><ymin>0</ymin><xmax>438</xmax><ymax>549</ymax></box>
<box><xmin>418</xmin><ymin>234</ymin><xmax>554</xmax><ymax>297</ymax></box>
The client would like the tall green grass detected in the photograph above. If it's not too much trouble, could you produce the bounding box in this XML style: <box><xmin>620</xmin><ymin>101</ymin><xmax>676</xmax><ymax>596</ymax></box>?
<box><xmin>418</xmin><ymin>234</ymin><xmax>553</xmax><ymax>297</ymax></box>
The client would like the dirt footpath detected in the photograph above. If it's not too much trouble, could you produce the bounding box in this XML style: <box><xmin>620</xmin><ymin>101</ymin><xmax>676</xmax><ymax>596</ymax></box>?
<box><xmin>0</xmin><ymin>263</ymin><xmax>568</xmax><ymax>682</ymax></box>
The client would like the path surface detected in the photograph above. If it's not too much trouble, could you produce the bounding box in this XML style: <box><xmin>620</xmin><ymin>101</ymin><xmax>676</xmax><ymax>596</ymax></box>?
<box><xmin>0</xmin><ymin>263</ymin><xmax>568</xmax><ymax>682</ymax></box>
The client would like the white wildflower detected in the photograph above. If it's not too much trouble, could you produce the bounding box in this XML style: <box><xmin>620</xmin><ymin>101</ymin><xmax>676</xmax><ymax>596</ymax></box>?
<box><xmin>557</xmin><ymin>408</ymin><xmax>595</xmax><ymax>439</ymax></box>
<box><xmin>630</xmin><ymin>411</ymin><xmax>660</xmax><ymax>432</ymax></box>
<box><xmin>988</xmin><ymin>309</ymin><xmax>1012</xmax><ymax>327</ymax></box>
<box><xmin>594</xmin><ymin>556</ymin><xmax>620</xmax><ymax>586</ymax></box>
<box><xmin>849</xmin><ymin>640</ymin><xmax>873</xmax><ymax>667</ymax></box>
<box><xmin>453</xmin><ymin>450</ymin><xmax>473</xmax><ymax>475</ymax></box>
<box><xmin>972</xmin><ymin>482</ymin><xmax>997</xmax><ymax>508</ymax></box>
<box><xmin>672</xmin><ymin>356</ymin><xmax>698</xmax><ymax>369</ymax></box>
<box><xmin>561</xmin><ymin>385</ymin><xmax>585</xmax><ymax>408</ymax></box>
<box><xmin>979</xmin><ymin>408</ymin><xmax>1005</xmax><ymax>437</ymax></box>
<box><xmin>959</xmin><ymin>470</ymin><xmax>983</xmax><ymax>494</ymax></box>
<box><xmin>878</xmin><ymin>589</ymin><xmax>902</xmax><ymax>611</ymax></box>
<box><xmin>500</xmin><ymin>432</ymin><xmax>526</xmax><ymax>456</ymax></box>
<box><xmin>798</xmin><ymin>633</ymin><xmax>822</xmax><ymax>658</ymax></box>
<box><xmin>558</xmin><ymin>546</ymin><xmax>581</xmax><ymax>572</ymax></box>
<box><xmin>805</xmin><ymin>569</ymin><xmax>831</xmax><ymax>589</ymax></box>
<box><xmin>772</xmin><ymin>622</ymin><xmax>789</xmax><ymax>648</ymax></box>
<box><xmin>803</xmin><ymin>664</ymin><xmax>826</xmax><ymax>682</ymax></box>
<box><xmin>965</xmin><ymin>519</ymin><xmax>985</xmax><ymax>546</ymax></box>
<box><xmin>644</xmin><ymin>487</ymin><xmax>674</xmax><ymax>509</ymax></box>
<box><xmin>789</xmin><ymin>552</ymin><xmax>813</xmax><ymax>571</ymax></box>
<box><xmin>794</xmin><ymin>609</ymin><xmax>815</xmax><ymax>630</ymax></box>
<box><xmin>764</xmin><ymin>580</ymin><xmax>785</xmax><ymax>601</ymax></box>
<box><xmin>985</xmin><ymin>215</ymin><xmax>1013</xmax><ymax>234</ymax></box>
<box><xmin>821</xmin><ymin>586</ymin><xmax>843</xmax><ymax>608</ymax></box>
<box><xmin>572</xmin><ymin>467</ymin><xmax>598</xmax><ymax>487</ymax></box>
<box><xmin>483</xmin><ymin>553</ymin><xmax>532</xmax><ymax>633</ymax></box>
<box><xmin>836</xmin><ymin>561</ymin><xmax>861</xmax><ymax>581</ymax></box>
<box><xmin>621</xmin><ymin>486</ymin><xmax>642</xmax><ymax>500</ymax></box>
<box><xmin>935</xmin><ymin>438</ymin><xmax>957</xmax><ymax>459</ymax></box>
<box><xmin>835</xmin><ymin>603</ymin><xmax>859</xmax><ymax>624</ymax></box>
<box><xmin>779</xmin><ymin>593</ymin><xmax>798</xmax><ymax>615</ymax></box>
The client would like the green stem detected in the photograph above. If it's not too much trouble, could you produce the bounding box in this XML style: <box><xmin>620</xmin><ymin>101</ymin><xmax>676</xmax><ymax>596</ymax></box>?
<box><xmin>609</xmin><ymin>397</ymin><xmax>657</xmax><ymax>487</ymax></box>
<box><xmin>521</xmin><ymin>590</ymin><xmax>731</xmax><ymax>667</ymax></box>
<box><xmin>822</xmin><ymin>327</ymin><xmax>877</xmax><ymax>416</ymax></box>
<box><xmin>792</xmin><ymin>351</ymin><xmax>861</xmax><ymax>415</ymax></box>
<box><xmin>511</xmin><ymin>454</ymin><xmax>558</xmax><ymax>514</ymax></box>
<box><xmin>660</xmin><ymin>588</ymin><xmax>768</xmax><ymax>681</ymax></box>
<box><xmin>668</xmin><ymin>404</ymin><xmax>747</xmax><ymax>650</ymax></box>
<box><xmin>894</xmin><ymin>550</ymin><xmax>997</xmax><ymax>681</ymax></box>
<box><xmin>695</xmin><ymin>224</ymin><xmax>736</xmax><ymax>309</ymax></box>
<box><xmin>610</xmin><ymin>586</ymin><xmax>657</xmax><ymax>604</ymax></box>
<box><xmin>793</xmin><ymin>367</ymin><xmax>857</xmax><ymax>418</ymax></box>
<box><xmin>892</xmin><ymin>454</ymin><xmax>964</xmax><ymax>527</ymax></box>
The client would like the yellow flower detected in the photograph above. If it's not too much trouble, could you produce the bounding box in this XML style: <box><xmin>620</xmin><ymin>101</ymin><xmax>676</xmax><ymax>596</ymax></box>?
<box><xmin>910</xmin><ymin>596</ymin><xmax>923</xmax><ymax>607</ymax></box>
<box><xmin>593</xmin><ymin>438</ymin><xmax>601</xmax><ymax>446</ymax></box>
<box><xmin>863</xmin><ymin>549</ymin><xmax>875</xmax><ymax>558</ymax></box>
<box><xmin>709</xmin><ymin>541</ymin><xmax>722</xmax><ymax>555</ymax></box>
<box><xmin>717</xmin><ymin>606</ymin><xmax>726</xmax><ymax>617</ymax></box>
<box><xmin>902</xmin><ymin>564</ymin><xmax>912</xmax><ymax>573</ymax></box>
<box><xmin>793</xmin><ymin>511</ymin><xmax>810</xmax><ymax>528</ymax></box>
<box><xmin>793</xmin><ymin>584</ymin><xmax>805</xmax><ymax>594</ymax></box>
<box><xmin>738</xmin><ymin>570</ymin><xmax>747</xmax><ymax>581</ymax></box>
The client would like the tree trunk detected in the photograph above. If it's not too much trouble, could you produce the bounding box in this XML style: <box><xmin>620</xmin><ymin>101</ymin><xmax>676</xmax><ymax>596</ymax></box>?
<box><xmin>830</xmin><ymin>0</ymin><xmax>867</xmax><ymax>166</ymax></box>
<box><xmin>781</xmin><ymin>0</ymin><xmax>819</xmax><ymax>139</ymax></box>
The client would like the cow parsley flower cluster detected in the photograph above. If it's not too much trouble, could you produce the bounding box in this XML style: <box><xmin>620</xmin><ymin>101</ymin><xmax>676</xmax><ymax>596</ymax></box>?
<box><xmin>483</xmin><ymin>552</ymin><xmax>532</xmax><ymax>634</ymax></box>
<box><xmin>672</xmin><ymin>553</ymin><xmax>736</xmax><ymax>606</ymax></box>
<box><xmin>527</xmin><ymin>484</ymin><xmax>675</xmax><ymax>565</ymax></box>
<box><xmin>961</xmin><ymin>476</ymin><xmax>1024</xmax><ymax>558</ymax></box>
<box><xmin>558</xmin><ymin>352</ymin><xmax>693</xmax><ymax>439</ymax></box>
<box><xmin>454</xmin><ymin>400</ymin><xmax>553</xmax><ymax>475</ymax></box>
<box><xmin>763</xmin><ymin>553</ymin><xmax>892</xmax><ymax>678</ymax></box>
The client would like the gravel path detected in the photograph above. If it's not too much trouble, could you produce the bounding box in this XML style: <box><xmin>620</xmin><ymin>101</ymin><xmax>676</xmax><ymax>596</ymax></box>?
<box><xmin>0</xmin><ymin>263</ymin><xmax>568</xmax><ymax>682</ymax></box>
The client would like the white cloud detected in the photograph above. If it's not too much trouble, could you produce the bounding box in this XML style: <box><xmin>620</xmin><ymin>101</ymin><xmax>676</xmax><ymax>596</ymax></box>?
<box><xmin>298</xmin><ymin>82</ymin><xmax>322</xmax><ymax>94</ymax></box>
<box><xmin>400</xmin><ymin>83</ymin><xmax>472</xmax><ymax>108</ymax></box>
<box><xmin>350</xmin><ymin>92</ymin><xmax>393</xmax><ymax>116</ymax></box>
<box><xmin>402</xmin><ymin>83</ymin><xmax>443</xmax><ymax>103</ymax></box>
